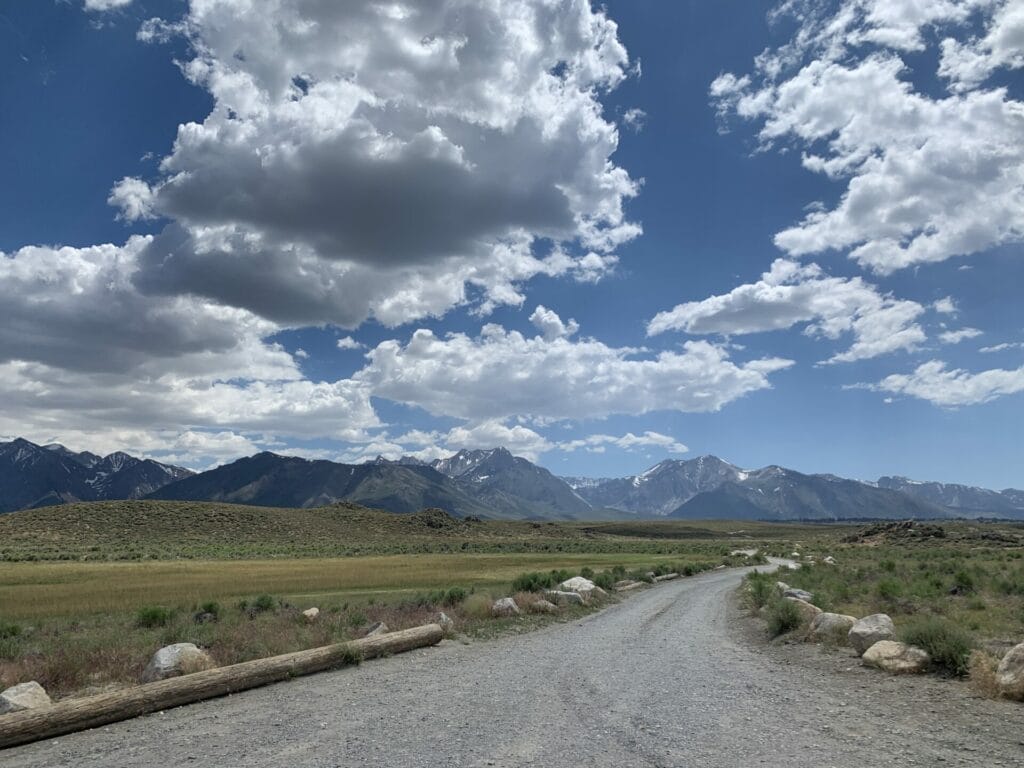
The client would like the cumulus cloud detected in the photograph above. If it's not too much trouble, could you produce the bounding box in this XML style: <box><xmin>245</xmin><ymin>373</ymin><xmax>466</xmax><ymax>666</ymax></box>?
<box><xmin>933</xmin><ymin>296</ymin><xmax>958</xmax><ymax>315</ymax></box>
<box><xmin>128</xmin><ymin>0</ymin><xmax>641</xmax><ymax>327</ymax></box>
<box><xmin>108</xmin><ymin>177</ymin><xmax>156</xmax><ymax>221</ymax></box>
<box><xmin>647</xmin><ymin>259</ymin><xmax>926</xmax><ymax>363</ymax></box>
<box><xmin>336</xmin><ymin>336</ymin><xmax>364</xmax><ymax>351</ymax></box>
<box><xmin>938</xmin><ymin>327</ymin><xmax>983</xmax><ymax>344</ymax></box>
<box><xmin>940</xmin><ymin>1</ymin><xmax>1024</xmax><ymax>89</ymax></box>
<box><xmin>529</xmin><ymin>305</ymin><xmax>580</xmax><ymax>341</ymax></box>
<box><xmin>857</xmin><ymin>359</ymin><xmax>1024</xmax><ymax>406</ymax></box>
<box><xmin>356</xmin><ymin>321</ymin><xmax>793</xmax><ymax>422</ymax></box>
<box><xmin>712</xmin><ymin>0</ymin><xmax>1024</xmax><ymax>273</ymax></box>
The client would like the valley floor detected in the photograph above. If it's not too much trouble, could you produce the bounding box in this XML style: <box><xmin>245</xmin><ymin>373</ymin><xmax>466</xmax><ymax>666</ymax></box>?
<box><xmin>6</xmin><ymin>565</ymin><xmax>1023</xmax><ymax>767</ymax></box>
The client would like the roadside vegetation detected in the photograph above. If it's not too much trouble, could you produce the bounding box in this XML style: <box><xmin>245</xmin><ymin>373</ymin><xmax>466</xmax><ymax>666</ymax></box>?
<box><xmin>743</xmin><ymin>520</ymin><xmax>1024</xmax><ymax>693</ymax></box>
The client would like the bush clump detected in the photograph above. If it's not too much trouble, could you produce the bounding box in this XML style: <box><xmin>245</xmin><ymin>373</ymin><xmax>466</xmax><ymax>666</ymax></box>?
<box><xmin>765</xmin><ymin>597</ymin><xmax>803</xmax><ymax>638</ymax></box>
<box><xmin>901</xmin><ymin>616</ymin><xmax>975</xmax><ymax>676</ymax></box>
<box><xmin>745</xmin><ymin>571</ymin><xmax>774</xmax><ymax>610</ymax></box>
<box><xmin>135</xmin><ymin>605</ymin><xmax>173</xmax><ymax>628</ymax></box>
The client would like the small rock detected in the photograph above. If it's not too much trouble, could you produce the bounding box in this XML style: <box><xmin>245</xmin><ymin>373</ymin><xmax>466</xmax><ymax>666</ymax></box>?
<box><xmin>193</xmin><ymin>611</ymin><xmax>218</xmax><ymax>625</ymax></box>
<box><xmin>0</xmin><ymin>682</ymin><xmax>51</xmax><ymax>714</ymax></box>
<box><xmin>785</xmin><ymin>562</ymin><xmax>800</xmax><ymax>571</ymax></box>
<box><xmin>808</xmin><ymin>612</ymin><xmax>858</xmax><ymax>644</ymax></box>
<box><xmin>790</xmin><ymin>552</ymin><xmax>800</xmax><ymax>559</ymax></box>
<box><xmin>364</xmin><ymin>621</ymin><xmax>389</xmax><ymax>637</ymax></box>
<box><xmin>141</xmin><ymin>643</ymin><xmax>216</xmax><ymax>683</ymax></box>
<box><xmin>848</xmin><ymin>614</ymin><xmax>896</xmax><ymax>655</ymax></box>
<box><xmin>783</xmin><ymin>588</ymin><xmax>814</xmax><ymax>602</ymax></box>
<box><xmin>491</xmin><ymin>597</ymin><xmax>520</xmax><ymax>617</ymax></box>
<box><xmin>775</xmin><ymin>581</ymin><xmax>791</xmax><ymax>594</ymax></box>
<box><xmin>823</xmin><ymin>556</ymin><xmax>837</xmax><ymax>565</ymax></box>
<box><xmin>784</xmin><ymin>597</ymin><xmax>822</xmax><ymax>624</ymax></box>
<box><xmin>302</xmin><ymin>607</ymin><xmax>320</xmax><ymax>622</ymax></box>
<box><xmin>544</xmin><ymin>590</ymin><xmax>585</xmax><ymax>605</ymax></box>
<box><xmin>995</xmin><ymin>641</ymin><xmax>1024</xmax><ymax>700</ymax></box>
<box><xmin>528</xmin><ymin>599</ymin><xmax>559</xmax><ymax>614</ymax></box>
<box><xmin>862</xmin><ymin>640</ymin><xmax>930</xmax><ymax>674</ymax></box>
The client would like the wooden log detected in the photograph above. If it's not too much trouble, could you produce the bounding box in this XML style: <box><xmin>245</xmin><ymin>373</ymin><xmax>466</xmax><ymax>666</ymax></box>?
<box><xmin>653</xmin><ymin>573</ymin><xmax>679</xmax><ymax>582</ymax></box>
<box><xmin>0</xmin><ymin>623</ymin><xmax>442</xmax><ymax>750</ymax></box>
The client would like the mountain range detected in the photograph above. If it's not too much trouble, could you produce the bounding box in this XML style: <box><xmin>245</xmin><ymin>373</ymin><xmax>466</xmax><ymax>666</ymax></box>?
<box><xmin>0</xmin><ymin>438</ymin><xmax>192</xmax><ymax>514</ymax></box>
<box><xmin>1</xmin><ymin>438</ymin><xmax>1022</xmax><ymax>521</ymax></box>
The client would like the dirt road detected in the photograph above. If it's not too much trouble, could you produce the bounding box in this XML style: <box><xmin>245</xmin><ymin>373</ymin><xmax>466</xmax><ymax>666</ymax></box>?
<box><xmin>6</xmin><ymin>566</ymin><xmax>1024</xmax><ymax>767</ymax></box>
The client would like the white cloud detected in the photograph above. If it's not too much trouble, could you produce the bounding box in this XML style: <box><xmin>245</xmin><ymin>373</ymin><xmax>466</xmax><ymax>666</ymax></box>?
<box><xmin>129</xmin><ymin>0</ymin><xmax>640</xmax><ymax>327</ymax></box>
<box><xmin>933</xmin><ymin>296</ymin><xmax>958</xmax><ymax>315</ymax></box>
<box><xmin>443</xmin><ymin>420</ymin><xmax>554</xmax><ymax>462</ymax></box>
<box><xmin>529</xmin><ymin>305</ymin><xmax>579</xmax><ymax>341</ymax></box>
<box><xmin>980</xmin><ymin>341</ymin><xmax>1024</xmax><ymax>352</ymax></box>
<box><xmin>939</xmin><ymin>1</ymin><xmax>1024</xmax><ymax>89</ymax></box>
<box><xmin>938</xmin><ymin>327</ymin><xmax>983</xmax><ymax>344</ymax></box>
<box><xmin>713</xmin><ymin>1</ymin><xmax>1024</xmax><ymax>273</ymax></box>
<box><xmin>560</xmin><ymin>430</ymin><xmax>688</xmax><ymax>454</ymax></box>
<box><xmin>108</xmin><ymin>177</ymin><xmax>156</xmax><ymax>221</ymax></box>
<box><xmin>859</xmin><ymin>359</ymin><xmax>1024</xmax><ymax>406</ymax></box>
<box><xmin>622</xmin><ymin>107</ymin><xmax>647</xmax><ymax>132</ymax></box>
<box><xmin>336</xmin><ymin>336</ymin><xmax>364</xmax><ymax>351</ymax></box>
<box><xmin>84</xmin><ymin>0</ymin><xmax>133</xmax><ymax>11</ymax></box>
<box><xmin>356</xmin><ymin>320</ymin><xmax>793</xmax><ymax>422</ymax></box>
<box><xmin>647</xmin><ymin>259</ymin><xmax>926</xmax><ymax>363</ymax></box>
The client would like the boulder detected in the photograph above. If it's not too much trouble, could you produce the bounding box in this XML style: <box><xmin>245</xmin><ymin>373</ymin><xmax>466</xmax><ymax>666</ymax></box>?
<box><xmin>783</xmin><ymin>588</ymin><xmax>814</xmax><ymax>602</ymax></box>
<box><xmin>784</xmin><ymin>597</ymin><xmax>822</xmax><ymax>624</ymax></box>
<box><xmin>848</xmin><ymin>614</ymin><xmax>896</xmax><ymax>655</ymax></box>
<box><xmin>995</xmin><ymin>642</ymin><xmax>1024</xmax><ymax>700</ymax></box>
<box><xmin>775</xmin><ymin>581</ymin><xmax>791</xmax><ymax>594</ymax></box>
<box><xmin>545</xmin><ymin>590</ymin><xmax>586</xmax><ymax>606</ymax></box>
<box><xmin>141</xmin><ymin>643</ymin><xmax>216</xmax><ymax>683</ymax></box>
<box><xmin>436</xmin><ymin>612</ymin><xmax>455</xmax><ymax>632</ymax></box>
<box><xmin>302</xmin><ymin>607</ymin><xmax>320</xmax><ymax>622</ymax></box>
<box><xmin>365</xmin><ymin>621</ymin><xmax>389</xmax><ymax>637</ymax></box>
<box><xmin>528</xmin><ymin>599</ymin><xmax>559</xmax><ymax>614</ymax></box>
<box><xmin>559</xmin><ymin>576</ymin><xmax>606</xmax><ymax>599</ymax></box>
<box><xmin>0</xmin><ymin>682</ymin><xmax>51</xmax><ymax>715</ymax></box>
<box><xmin>808</xmin><ymin>612</ymin><xmax>858</xmax><ymax>644</ymax></box>
<box><xmin>862</xmin><ymin>641</ymin><xmax>930</xmax><ymax>674</ymax></box>
<box><xmin>491</xmin><ymin>597</ymin><xmax>520</xmax><ymax>617</ymax></box>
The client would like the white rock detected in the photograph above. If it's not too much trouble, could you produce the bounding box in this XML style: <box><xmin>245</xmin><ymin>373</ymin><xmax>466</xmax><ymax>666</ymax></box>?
<box><xmin>808</xmin><ymin>612</ymin><xmax>858</xmax><ymax>644</ymax></box>
<box><xmin>823</xmin><ymin>556</ymin><xmax>837</xmax><ymax>565</ymax></box>
<box><xmin>0</xmin><ymin>682</ymin><xmax>51</xmax><ymax>715</ymax></box>
<box><xmin>141</xmin><ymin>643</ymin><xmax>216</xmax><ymax>683</ymax></box>
<box><xmin>783</xmin><ymin>588</ymin><xmax>814</xmax><ymax>602</ymax></box>
<box><xmin>785</xmin><ymin>562</ymin><xmax>800</xmax><ymax>571</ymax></box>
<box><xmin>775</xmin><ymin>581</ymin><xmax>791</xmax><ymax>594</ymax></box>
<box><xmin>364</xmin><ymin>621</ymin><xmax>389</xmax><ymax>637</ymax></box>
<box><xmin>491</xmin><ymin>597</ymin><xmax>520</xmax><ymax>617</ymax></box>
<box><xmin>545</xmin><ymin>590</ymin><xmax>586</xmax><ymax>605</ymax></box>
<box><xmin>784</xmin><ymin>597</ymin><xmax>823</xmax><ymax>624</ymax></box>
<box><xmin>862</xmin><ymin>641</ymin><xmax>930</xmax><ymax>674</ymax></box>
<box><xmin>302</xmin><ymin>607</ymin><xmax>320</xmax><ymax>622</ymax></box>
<box><xmin>559</xmin><ymin>576</ymin><xmax>597</xmax><ymax>593</ymax></box>
<box><xmin>996</xmin><ymin>642</ymin><xmax>1024</xmax><ymax>700</ymax></box>
<box><xmin>528</xmin><ymin>599</ymin><xmax>559</xmax><ymax>614</ymax></box>
<box><xmin>790</xmin><ymin>552</ymin><xmax>800</xmax><ymax>559</ymax></box>
<box><xmin>848</xmin><ymin>614</ymin><xmax>896</xmax><ymax>655</ymax></box>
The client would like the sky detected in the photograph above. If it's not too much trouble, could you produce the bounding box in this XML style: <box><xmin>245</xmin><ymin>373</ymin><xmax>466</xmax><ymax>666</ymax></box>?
<box><xmin>1</xmin><ymin>0</ymin><xmax>1022</xmax><ymax>488</ymax></box>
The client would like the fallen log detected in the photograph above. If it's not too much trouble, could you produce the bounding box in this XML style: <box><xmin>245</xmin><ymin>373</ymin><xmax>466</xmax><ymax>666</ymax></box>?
<box><xmin>653</xmin><ymin>573</ymin><xmax>679</xmax><ymax>582</ymax></box>
<box><xmin>0</xmin><ymin>623</ymin><xmax>443</xmax><ymax>750</ymax></box>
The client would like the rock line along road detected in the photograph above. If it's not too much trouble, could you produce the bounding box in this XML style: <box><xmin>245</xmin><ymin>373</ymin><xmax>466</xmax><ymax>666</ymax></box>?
<box><xmin>6</xmin><ymin>564</ymin><xmax>1024</xmax><ymax>767</ymax></box>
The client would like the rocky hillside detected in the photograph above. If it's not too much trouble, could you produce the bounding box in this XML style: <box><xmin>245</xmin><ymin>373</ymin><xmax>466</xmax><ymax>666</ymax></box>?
<box><xmin>0</xmin><ymin>438</ymin><xmax>191</xmax><ymax>514</ymax></box>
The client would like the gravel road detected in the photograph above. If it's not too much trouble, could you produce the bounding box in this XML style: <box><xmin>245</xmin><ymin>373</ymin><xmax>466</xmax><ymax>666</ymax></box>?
<box><xmin>6</xmin><ymin>565</ymin><xmax>1024</xmax><ymax>767</ymax></box>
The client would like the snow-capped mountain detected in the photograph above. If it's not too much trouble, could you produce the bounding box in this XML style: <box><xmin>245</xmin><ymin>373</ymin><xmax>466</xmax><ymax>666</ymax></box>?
<box><xmin>877</xmin><ymin>476</ymin><xmax>1024</xmax><ymax>517</ymax></box>
<box><xmin>0</xmin><ymin>438</ymin><xmax>192</xmax><ymax>513</ymax></box>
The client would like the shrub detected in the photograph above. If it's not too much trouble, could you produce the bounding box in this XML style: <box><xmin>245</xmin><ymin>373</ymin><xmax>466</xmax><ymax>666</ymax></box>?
<box><xmin>199</xmin><ymin>601</ymin><xmax>221</xmax><ymax>618</ymax></box>
<box><xmin>462</xmin><ymin>593</ymin><xmax>493</xmax><ymax>620</ymax></box>
<box><xmin>765</xmin><ymin>597</ymin><xmax>803</xmax><ymax>637</ymax></box>
<box><xmin>876</xmin><ymin>579</ymin><xmax>902</xmax><ymax>601</ymax></box>
<box><xmin>252</xmin><ymin>594</ymin><xmax>276</xmax><ymax>613</ymax></box>
<box><xmin>511</xmin><ymin>571</ymin><xmax>552</xmax><ymax>592</ymax></box>
<box><xmin>347</xmin><ymin>610</ymin><xmax>368</xmax><ymax>628</ymax></box>
<box><xmin>579</xmin><ymin>567</ymin><xmax>595</xmax><ymax>579</ymax></box>
<box><xmin>968</xmin><ymin>650</ymin><xmax>1001</xmax><ymax>698</ymax></box>
<box><xmin>952</xmin><ymin>569</ymin><xmax>976</xmax><ymax>594</ymax></box>
<box><xmin>746</xmin><ymin>572</ymin><xmax>773</xmax><ymax>610</ymax></box>
<box><xmin>443</xmin><ymin>586</ymin><xmax>467</xmax><ymax>606</ymax></box>
<box><xmin>592</xmin><ymin>570</ymin><xmax>616</xmax><ymax>591</ymax></box>
<box><xmin>135</xmin><ymin>606</ymin><xmax>173</xmax><ymax>628</ymax></box>
<box><xmin>0</xmin><ymin>621</ymin><xmax>22</xmax><ymax>640</ymax></box>
<box><xmin>901</xmin><ymin>617</ymin><xmax>975</xmax><ymax>676</ymax></box>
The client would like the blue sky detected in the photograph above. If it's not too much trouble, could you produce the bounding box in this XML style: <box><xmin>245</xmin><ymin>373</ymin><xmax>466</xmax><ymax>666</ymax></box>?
<box><xmin>1</xmin><ymin>0</ymin><xmax>1022</xmax><ymax>488</ymax></box>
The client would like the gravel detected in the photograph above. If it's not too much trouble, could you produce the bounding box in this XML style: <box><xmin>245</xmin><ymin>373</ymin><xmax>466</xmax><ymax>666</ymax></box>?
<box><xmin>6</xmin><ymin>565</ymin><xmax>1024</xmax><ymax>767</ymax></box>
